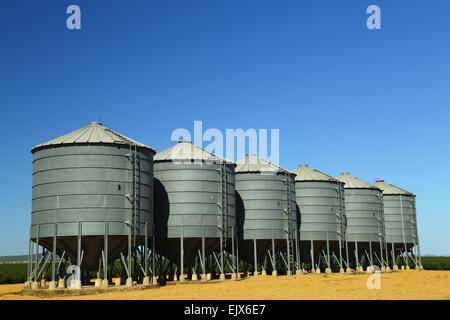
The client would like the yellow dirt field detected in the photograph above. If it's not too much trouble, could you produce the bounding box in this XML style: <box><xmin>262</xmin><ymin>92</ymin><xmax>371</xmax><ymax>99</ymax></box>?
<box><xmin>1</xmin><ymin>271</ymin><xmax>449</xmax><ymax>300</ymax></box>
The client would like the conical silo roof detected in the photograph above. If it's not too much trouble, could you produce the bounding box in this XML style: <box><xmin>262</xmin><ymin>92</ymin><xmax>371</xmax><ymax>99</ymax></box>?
<box><xmin>235</xmin><ymin>154</ymin><xmax>291</xmax><ymax>174</ymax></box>
<box><xmin>32</xmin><ymin>122</ymin><xmax>153</xmax><ymax>152</ymax></box>
<box><xmin>335</xmin><ymin>172</ymin><xmax>380</xmax><ymax>189</ymax></box>
<box><xmin>291</xmin><ymin>164</ymin><xmax>338</xmax><ymax>182</ymax></box>
<box><xmin>154</xmin><ymin>140</ymin><xmax>233</xmax><ymax>164</ymax></box>
<box><xmin>374</xmin><ymin>179</ymin><xmax>415</xmax><ymax>196</ymax></box>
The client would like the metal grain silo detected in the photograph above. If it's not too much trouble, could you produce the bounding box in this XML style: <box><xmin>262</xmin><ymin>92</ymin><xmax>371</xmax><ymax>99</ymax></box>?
<box><xmin>292</xmin><ymin>165</ymin><xmax>346</xmax><ymax>273</ymax></box>
<box><xmin>335</xmin><ymin>173</ymin><xmax>385</xmax><ymax>272</ymax></box>
<box><xmin>373</xmin><ymin>180</ymin><xmax>421</xmax><ymax>269</ymax></box>
<box><xmin>235</xmin><ymin>155</ymin><xmax>298</xmax><ymax>276</ymax></box>
<box><xmin>153</xmin><ymin>141</ymin><xmax>236</xmax><ymax>281</ymax></box>
<box><xmin>28</xmin><ymin>122</ymin><xmax>155</xmax><ymax>289</ymax></box>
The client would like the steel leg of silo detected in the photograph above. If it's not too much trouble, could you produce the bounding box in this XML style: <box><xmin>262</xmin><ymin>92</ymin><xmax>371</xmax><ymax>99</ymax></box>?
<box><xmin>104</xmin><ymin>223</ymin><xmax>109</xmax><ymax>284</ymax></box>
<box><xmin>220</xmin><ymin>236</ymin><xmax>225</xmax><ymax>280</ymax></box>
<box><xmin>202</xmin><ymin>234</ymin><xmax>206</xmax><ymax>277</ymax></box>
<box><xmin>295</xmin><ymin>235</ymin><xmax>300</xmax><ymax>272</ymax></box>
<box><xmin>326</xmin><ymin>233</ymin><xmax>331</xmax><ymax>271</ymax></box>
<box><xmin>338</xmin><ymin>238</ymin><xmax>343</xmax><ymax>271</ymax></box>
<box><xmin>180</xmin><ymin>233</ymin><xmax>184</xmax><ymax>282</ymax></box>
<box><xmin>127</xmin><ymin>226</ymin><xmax>132</xmax><ymax>285</ymax></box>
<box><xmin>272</xmin><ymin>235</ymin><xmax>276</xmax><ymax>274</ymax></box>
<box><xmin>385</xmin><ymin>242</ymin><xmax>389</xmax><ymax>268</ymax></box>
<box><xmin>403</xmin><ymin>243</ymin><xmax>409</xmax><ymax>267</ymax></box>
<box><xmin>144</xmin><ymin>223</ymin><xmax>148</xmax><ymax>277</ymax></box>
<box><xmin>253</xmin><ymin>236</ymin><xmax>258</xmax><ymax>275</ymax></box>
<box><xmin>391</xmin><ymin>243</ymin><xmax>396</xmax><ymax>268</ymax></box>
<box><xmin>35</xmin><ymin>224</ymin><xmax>39</xmax><ymax>283</ymax></box>
<box><xmin>27</xmin><ymin>238</ymin><xmax>32</xmax><ymax>283</ymax></box>
<box><xmin>310</xmin><ymin>240</ymin><xmax>314</xmax><ymax>271</ymax></box>
<box><xmin>51</xmin><ymin>224</ymin><xmax>57</xmax><ymax>286</ymax></box>
<box><xmin>355</xmin><ymin>242</ymin><xmax>359</xmax><ymax>269</ymax></box>
<box><xmin>152</xmin><ymin>224</ymin><xmax>156</xmax><ymax>283</ymax></box>
<box><xmin>369</xmin><ymin>241</ymin><xmax>373</xmax><ymax>268</ymax></box>
<box><xmin>286</xmin><ymin>236</ymin><xmax>291</xmax><ymax>275</ymax></box>
<box><xmin>231</xmin><ymin>226</ymin><xmax>236</xmax><ymax>278</ymax></box>
<box><xmin>236</xmin><ymin>232</ymin><xmax>240</xmax><ymax>278</ymax></box>
<box><xmin>345</xmin><ymin>240</ymin><xmax>350</xmax><ymax>271</ymax></box>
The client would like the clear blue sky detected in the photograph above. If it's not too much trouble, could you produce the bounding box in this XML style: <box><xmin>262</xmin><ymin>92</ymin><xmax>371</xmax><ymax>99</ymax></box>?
<box><xmin>0</xmin><ymin>0</ymin><xmax>449</xmax><ymax>256</ymax></box>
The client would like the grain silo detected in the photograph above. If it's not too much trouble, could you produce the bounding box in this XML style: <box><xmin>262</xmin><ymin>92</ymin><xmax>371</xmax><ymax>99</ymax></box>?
<box><xmin>235</xmin><ymin>155</ymin><xmax>298</xmax><ymax>276</ymax></box>
<box><xmin>153</xmin><ymin>141</ymin><xmax>236</xmax><ymax>281</ymax></box>
<box><xmin>292</xmin><ymin>165</ymin><xmax>347</xmax><ymax>274</ymax></box>
<box><xmin>28</xmin><ymin>122</ymin><xmax>155</xmax><ymax>290</ymax></box>
<box><xmin>373</xmin><ymin>179</ymin><xmax>422</xmax><ymax>270</ymax></box>
<box><xmin>335</xmin><ymin>173</ymin><xmax>385</xmax><ymax>272</ymax></box>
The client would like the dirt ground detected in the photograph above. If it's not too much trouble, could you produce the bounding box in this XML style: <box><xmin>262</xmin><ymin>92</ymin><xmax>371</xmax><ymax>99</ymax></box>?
<box><xmin>1</xmin><ymin>270</ymin><xmax>449</xmax><ymax>300</ymax></box>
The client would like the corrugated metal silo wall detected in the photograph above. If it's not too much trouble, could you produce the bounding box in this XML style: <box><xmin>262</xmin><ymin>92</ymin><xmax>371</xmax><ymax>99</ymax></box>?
<box><xmin>235</xmin><ymin>173</ymin><xmax>296</xmax><ymax>241</ymax></box>
<box><xmin>153</xmin><ymin>162</ymin><xmax>236</xmax><ymax>264</ymax></box>
<box><xmin>382</xmin><ymin>194</ymin><xmax>418</xmax><ymax>246</ymax></box>
<box><xmin>295</xmin><ymin>181</ymin><xmax>345</xmax><ymax>242</ymax></box>
<box><xmin>343</xmin><ymin>188</ymin><xmax>384</xmax><ymax>244</ymax></box>
<box><xmin>30</xmin><ymin>144</ymin><xmax>154</xmax><ymax>269</ymax></box>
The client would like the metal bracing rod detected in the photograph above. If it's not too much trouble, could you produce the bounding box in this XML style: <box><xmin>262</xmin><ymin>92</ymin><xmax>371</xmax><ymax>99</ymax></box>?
<box><xmin>267</xmin><ymin>250</ymin><xmax>275</xmax><ymax>270</ymax></box>
<box><xmin>373</xmin><ymin>251</ymin><xmax>383</xmax><ymax>267</ymax></box>
<box><xmin>198</xmin><ymin>250</ymin><xmax>205</xmax><ymax>274</ymax></box>
<box><xmin>364</xmin><ymin>251</ymin><xmax>372</xmax><ymax>267</ymax></box>
<box><xmin>36</xmin><ymin>250</ymin><xmax>52</xmax><ymax>280</ymax></box>
<box><xmin>338</xmin><ymin>237</ymin><xmax>343</xmax><ymax>270</ymax></box>
<box><xmin>55</xmin><ymin>251</ymin><xmax>65</xmax><ymax>279</ymax></box>
<box><xmin>369</xmin><ymin>241</ymin><xmax>373</xmax><ymax>266</ymax></box>
<box><xmin>355</xmin><ymin>242</ymin><xmax>360</xmax><ymax>268</ymax></box>
<box><xmin>310</xmin><ymin>240</ymin><xmax>315</xmax><ymax>270</ymax></box>
<box><xmin>332</xmin><ymin>252</ymin><xmax>344</xmax><ymax>269</ymax></box>
<box><xmin>321</xmin><ymin>250</ymin><xmax>330</xmax><ymax>266</ymax></box>
<box><xmin>212</xmin><ymin>252</ymin><xmax>223</xmax><ymax>274</ymax></box>
<box><xmin>29</xmin><ymin>249</ymin><xmax>47</xmax><ymax>280</ymax></box>
<box><xmin>226</xmin><ymin>258</ymin><xmax>234</xmax><ymax>273</ymax></box>
<box><xmin>280</xmin><ymin>252</ymin><xmax>289</xmax><ymax>270</ymax></box>
<box><xmin>120</xmin><ymin>252</ymin><xmax>130</xmax><ymax>278</ymax></box>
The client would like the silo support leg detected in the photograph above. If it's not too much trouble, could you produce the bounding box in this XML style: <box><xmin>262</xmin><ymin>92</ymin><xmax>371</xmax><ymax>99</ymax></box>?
<box><xmin>180</xmin><ymin>235</ymin><xmax>184</xmax><ymax>282</ymax></box>
<box><xmin>310</xmin><ymin>240</ymin><xmax>315</xmax><ymax>272</ymax></box>
<box><xmin>271</xmin><ymin>236</ymin><xmax>277</xmax><ymax>276</ymax></box>
<box><xmin>102</xmin><ymin>223</ymin><xmax>109</xmax><ymax>288</ymax></box>
<box><xmin>253</xmin><ymin>238</ymin><xmax>258</xmax><ymax>276</ymax></box>
<box><xmin>355</xmin><ymin>242</ymin><xmax>360</xmax><ymax>270</ymax></box>
<box><xmin>369</xmin><ymin>241</ymin><xmax>373</xmax><ymax>271</ymax></box>
<box><xmin>201</xmin><ymin>233</ymin><xmax>206</xmax><ymax>280</ymax></box>
<box><xmin>325</xmin><ymin>235</ymin><xmax>331</xmax><ymax>273</ymax></box>
<box><xmin>345</xmin><ymin>241</ymin><xmax>351</xmax><ymax>272</ymax></box>
<box><xmin>49</xmin><ymin>224</ymin><xmax>57</xmax><ymax>290</ymax></box>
